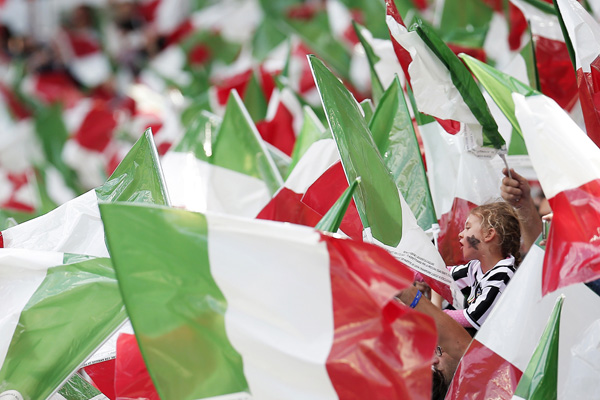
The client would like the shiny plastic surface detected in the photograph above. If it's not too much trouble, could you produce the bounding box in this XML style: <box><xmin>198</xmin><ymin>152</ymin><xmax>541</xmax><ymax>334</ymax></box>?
<box><xmin>0</xmin><ymin>258</ymin><xmax>126</xmax><ymax>400</ymax></box>
<box><xmin>310</xmin><ymin>55</ymin><xmax>403</xmax><ymax>247</ymax></box>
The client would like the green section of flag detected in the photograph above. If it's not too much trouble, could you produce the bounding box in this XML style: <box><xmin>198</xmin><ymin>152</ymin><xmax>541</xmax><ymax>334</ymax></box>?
<box><xmin>174</xmin><ymin>110</ymin><xmax>221</xmax><ymax>161</ymax></box>
<box><xmin>412</xmin><ymin>20</ymin><xmax>504</xmax><ymax>149</ymax></box>
<box><xmin>513</xmin><ymin>295</ymin><xmax>564</xmax><ymax>400</ymax></box>
<box><xmin>266</xmin><ymin>144</ymin><xmax>292</xmax><ymax>179</ymax></box>
<box><xmin>287</xmin><ymin>106</ymin><xmax>329</xmax><ymax>177</ymax></box>
<box><xmin>310</xmin><ymin>55</ymin><xmax>403</xmax><ymax>246</ymax></box>
<box><xmin>316</xmin><ymin>177</ymin><xmax>359</xmax><ymax>234</ymax></box>
<box><xmin>212</xmin><ymin>91</ymin><xmax>283</xmax><ymax>194</ymax></box>
<box><xmin>243</xmin><ymin>73</ymin><xmax>268</xmax><ymax>122</ymax></box>
<box><xmin>95</xmin><ymin>129</ymin><xmax>169</xmax><ymax>205</ymax></box>
<box><xmin>99</xmin><ymin>203</ymin><xmax>248</xmax><ymax>400</ymax></box>
<box><xmin>252</xmin><ymin>16</ymin><xmax>287</xmax><ymax>62</ymax></box>
<box><xmin>520</xmin><ymin>24</ymin><xmax>541</xmax><ymax>91</ymax></box>
<box><xmin>369</xmin><ymin>77</ymin><xmax>437</xmax><ymax>231</ymax></box>
<box><xmin>353</xmin><ymin>21</ymin><xmax>384</xmax><ymax>104</ymax></box>
<box><xmin>520</xmin><ymin>0</ymin><xmax>557</xmax><ymax>15</ymax></box>
<box><xmin>33</xmin><ymin>104</ymin><xmax>79</xmax><ymax>193</ymax></box>
<box><xmin>278</xmin><ymin>11</ymin><xmax>351</xmax><ymax>79</ymax></box>
<box><xmin>460</xmin><ymin>53</ymin><xmax>539</xmax><ymax>142</ymax></box>
<box><xmin>0</xmin><ymin>257</ymin><xmax>125</xmax><ymax>399</ymax></box>
<box><xmin>438</xmin><ymin>0</ymin><xmax>493</xmax><ymax>48</ymax></box>
<box><xmin>360</xmin><ymin>99</ymin><xmax>375</xmax><ymax>123</ymax></box>
<box><xmin>552</xmin><ymin>0</ymin><xmax>577</xmax><ymax>74</ymax></box>
<box><xmin>58</xmin><ymin>373</ymin><xmax>107</xmax><ymax>400</ymax></box>
<box><xmin>342</xmin><ymin>0</ymin><xmax>388</xmax><ymax>39</ymax></box>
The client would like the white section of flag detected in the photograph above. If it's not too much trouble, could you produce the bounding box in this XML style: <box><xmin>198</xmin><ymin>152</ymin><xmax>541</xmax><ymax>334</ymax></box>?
<box><xmin>476</xmin><ymin>245</ymin><xmax>600</xmax><ymax>397</ymax></box>
<box><xmin>2</xmin><ymin>190</ymin><xmax>108</xmax><ymax>257</ymax></box>
<box><xmin>0</xmin><ymin>249</ymin><xmax>64</xmax><ymax>368</ymax></box>
<box><xmin>556</xmin><ymin>0</ymin><xmax>600</xmax><ymax>72</ymax></box>
<box><xmin>162</xmin><ymin>152</ymin><xmax>272</xmax><ymax>218</ymax></box>
<box><xmin>513</xmin><ymin>93</ymin><xmax>600</xmax><ymax>198</ymax></box>
<box><xmin>207</xmin><ymin>214</ymin><xmax>338</xmax><ymax>400</ymax></box>
<box><xmin>284</xmin><ymin>139</ymin><xmax>340</xmax><ymax>193</ymax></box>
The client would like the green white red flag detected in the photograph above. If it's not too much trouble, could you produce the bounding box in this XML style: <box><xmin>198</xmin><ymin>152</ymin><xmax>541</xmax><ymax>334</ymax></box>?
<box><xmin>511</xmin><ymin>295</ymin><xmax>563</xmax><ymax>400</ymax></box>
<box><xmin>513</xmin><ymin>92</ymin><xmax>600</xmax><ymax>294</ymax></box>
<box><xmin>554</xmin><ymin>0</ymin><xmax>600</xmax><ymax>148</ymax></box>
<box><xmin>99</xmin><ymin>202</ymin><xmax>437</xmax><ymax>400</ymax></box>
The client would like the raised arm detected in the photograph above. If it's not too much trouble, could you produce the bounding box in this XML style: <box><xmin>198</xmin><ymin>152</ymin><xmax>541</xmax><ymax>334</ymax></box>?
<box><xmin>500</xmin><ymin>168</ymin><xmax>542</xmax><ymax>253</ymax></box>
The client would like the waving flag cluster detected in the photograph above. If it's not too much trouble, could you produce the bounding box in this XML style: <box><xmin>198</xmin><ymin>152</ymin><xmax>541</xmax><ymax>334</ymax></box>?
<box><xmin>2</xmin><ymin>0</ymin><xmax>600</xmax><ymax>398</ymax></box>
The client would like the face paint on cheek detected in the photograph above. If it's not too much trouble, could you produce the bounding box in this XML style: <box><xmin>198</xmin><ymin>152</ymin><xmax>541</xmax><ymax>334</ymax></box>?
<box><xmin>467</xmin><ymin>235</ymin><xmax>481</xmax><ymax>250</ymax></box>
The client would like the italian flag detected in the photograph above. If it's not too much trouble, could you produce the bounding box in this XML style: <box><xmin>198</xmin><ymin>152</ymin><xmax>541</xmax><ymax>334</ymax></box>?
<box><xmin>99</xmin><ymin>202</ymin><xmax>437</xmax><ymax>400</ymax></box>
<box><xmin>161</xmin><ymin>91</ymin><xmax>283</xmax><ymax>218</ymax></box>
<box><xmin>385</xmin><ymin>0</ymin><xmax>505</xmax><ymax>159</ymax></box>
<box><xmin>511</xmin><ymin>295</ymin><xmax>563</xmax><ymax>400</ymax></box>
<box><xmin>0</xmin><ymin>250</ymin><xmax>126</xmax><ymax>400</ymax></box>
<box><xmin>513</xmin><ymin>92</ymin><xmax>600</xmax><ymax>294</ymax></box>
<box><xmin>309</xmin><ymin>55</ymin><xmax>452</xmax><ymax>295</ymax></box>
<box><xmin>555</xmin><ymin>0</ymin><xmax>600</xmax><ymax>148</ymax></box>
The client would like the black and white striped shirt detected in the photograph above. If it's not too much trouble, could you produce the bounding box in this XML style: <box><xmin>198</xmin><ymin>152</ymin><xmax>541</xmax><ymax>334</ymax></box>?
<box><xmin>451</xmin><ymin>256</ymin><xmax>516</xmax><ymax>329</ymax></box>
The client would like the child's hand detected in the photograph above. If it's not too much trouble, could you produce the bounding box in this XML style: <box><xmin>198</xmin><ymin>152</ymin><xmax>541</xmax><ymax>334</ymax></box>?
<box><xmin>501</xmin><ymin>168</ymin><xmax>531</xmax><ymax>208</ymax></box>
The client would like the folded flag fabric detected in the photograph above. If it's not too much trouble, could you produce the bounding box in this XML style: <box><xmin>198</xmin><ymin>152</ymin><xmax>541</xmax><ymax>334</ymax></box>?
<box><xmin>100</xmin><ymin>202</ymin><xmax>438</xmax><ymax>400</ymax></box>
<box><xmin>555</xmin><ymin>0</ymin><xmax>600</xmax><ymax>148</ymax></box>
<box><xmin>0</xmin><ymin>250</ymin><xmax>126</xmax><ymax>400</ymax></box>
<box><xmin>1</xmin><ymin>129</ymin><xmax>169</xmax><ymax>256</ymax></box>
<box><xmin>514</xmin><ymin>92</ymin><xmax>600</xmax><ymax>294</ymax></box>
<box><xmin>447</xmin><ymin>243</ymin><xmax>600</xmax><ymax>399</ymax></box>
<box><xmin>386</xmin><ymin>5</ymin><xmax>505</xmax><ymax>158</ymax></box>
<box><xmin>510</xmin><ymin>0</ymin><xmax>579</xmax><ymax>112</ymax></box>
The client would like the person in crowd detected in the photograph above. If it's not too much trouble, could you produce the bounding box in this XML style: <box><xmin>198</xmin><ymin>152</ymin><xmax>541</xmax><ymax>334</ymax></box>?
<box><xmin>396</xmin><ymin>285</ymin><xmax>472</xmax><ymax>399</ymax></box>
<box><xmin>443</xmin><ymin>202</ymin><xmax>522</xmax><ymax>332</ymax></box>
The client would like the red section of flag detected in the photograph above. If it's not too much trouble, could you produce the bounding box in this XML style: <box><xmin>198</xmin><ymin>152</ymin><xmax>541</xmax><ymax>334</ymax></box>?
<box><xmin>438</xmin><ymin>197</ymin><xmax>475</xmax><ymax>267</ymax></box>
<box><xmin>74</xmin><ymin>101</ymin><xmax>118</xmax><ymax>152</ymax></box>
<box><xmin>156</xmin><ymin>141</ymin><xmax>172</xmax><ymax>155</ymax></box>
<box><xmin>535</xmin><ymin>36</ymin><xmax>579</xmax><ymax>111</ymax></box>
<box><xmin>543</xmin><ymin>179</ymin><xmax>600</xmax><ymax>295</ymax></box>
<box><xmin>165</xmin><ymin>19</ymin><xmax>195</xmax><ymax>47</ymax></box>
<box><xmin>448</xmin><ymin>43</ymin><xmax>486</xmax><ymax>63</ymax></box>
<box><xmin>293</xmin><ymin>43</ymin><xmax>318</xmax><ymax>94</ymax></box>
<box><xmin>188</xmin><ymin>44</ymin><xmax>211</xmax><ymax>66</ymax></box>
<box><xmin>323</xmin><ymin>234</ymin><xmax>437</xmax><ymax>400</ymax></box>
<box><xmin>1</xmin><ymin>171</ymin><xmax>35</xmax><ymax>213</ymax></box>
<box><xmin>508</xmin><ymin>5</ymin><xmax>528</xmax><ymax>51</ymax></box>
<box><xmin>446</xmin><ymin>339</ymin><xmax>522</xmax><ymax>400</ymax></box>
<box><xmin>256</xmin><ymin>187</ymin><xmax>322</xmax><ymax>226</ymax></box>
<box><xmin>577</xmin><ymin>59</ymin><xmax>600</xmax><ymax>148</ymax></box>
<box><xmin>214</xmin><ymin>69</ymin><xmax>252</xmax><ymax>106</ymax></box>
<box><xmin>0</xmin><ymin>83</ymin><xmax>31</xmax><ymax>120</ymax></box>
<box><xmin>66</xmin><ymin>31</ymin><xmax>101</xmax><ymax>57</ymax></box>
<box><xmin>255</xmin><ymin>102</ymin><xmax>296</xmax><ymax>156</ymax></box>
<box><xmin>434</xmin><ymin>117</ymin><xmax>461</xmax><ymax>135</ymax></box>
<box><xmin>302</xmin><ymin>162</ymin><xmax>363</xmax><ymax>241</ymax></box>
<box><xmin>114</xmin><ymin>333</ymin><xmax>160</xmax><ymax>400</ymax></box>
<box><xmin>386</xmin><ymin>0</ymin><xmax>412</xmax><ymax>82</ymax></box>
<box><xmin>259</xmin><ymin>65</ymin><xmax>278</xmax><ymax>101</ymax></box>
<box><xmin>286</xmin><ymin>3</ymin><xmax>320</xmax><ymax>20</ymax></box>
<box><xmin>35</xmin><ymin>72</ymin><xmax>83</xmax><ymax>108</ymax></box>
<box><xmin>138</xmin><ymin>0</ymin><xmax>160</xmax><ymax>23</ymax></box>
<box><xmin>84</xmin><ymin>359</ymin><xmax>117</xmax><ymax>400</ymax></box>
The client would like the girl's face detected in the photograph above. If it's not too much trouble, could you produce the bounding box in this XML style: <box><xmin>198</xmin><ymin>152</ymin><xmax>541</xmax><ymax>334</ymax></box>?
<box><xmin>459</xmin><ymin>214</ymin><xmax>485</xmax><ymax>260</ymax></box>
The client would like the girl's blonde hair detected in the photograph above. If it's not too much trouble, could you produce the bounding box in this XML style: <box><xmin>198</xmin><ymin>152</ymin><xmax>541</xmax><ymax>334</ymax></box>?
<box><xmin>470</xmin><ymin>202</ymin><xmax>522</xmax><ymax>265</ymax></box>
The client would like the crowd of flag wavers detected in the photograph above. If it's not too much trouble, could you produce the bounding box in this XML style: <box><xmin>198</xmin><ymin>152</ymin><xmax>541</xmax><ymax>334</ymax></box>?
<box><xmin>0</xmin><ymin>0</ymin><xmax>599</xmax><ymax>399</ymax></box>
